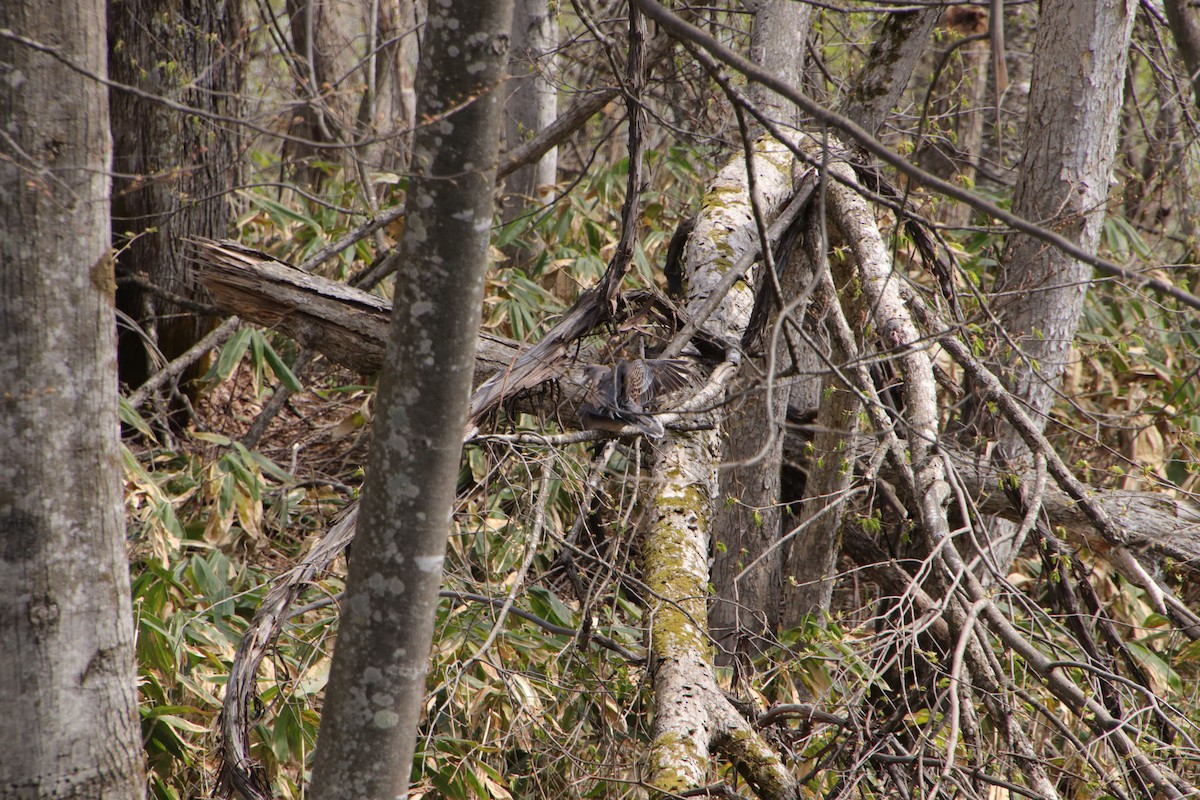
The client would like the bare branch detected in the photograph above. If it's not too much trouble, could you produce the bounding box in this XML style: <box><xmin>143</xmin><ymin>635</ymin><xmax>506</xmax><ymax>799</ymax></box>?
<box><xmin>628</xmin><ymin>0</ymin><xmax>1200</xmax><ymax>315</ymax></box>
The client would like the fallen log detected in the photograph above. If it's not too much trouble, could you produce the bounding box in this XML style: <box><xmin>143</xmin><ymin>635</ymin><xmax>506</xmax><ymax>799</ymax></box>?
<box><xmin>189</xmin><ymin>238</ymin><xmax>1200</xmax><ymax>574</ymax></box>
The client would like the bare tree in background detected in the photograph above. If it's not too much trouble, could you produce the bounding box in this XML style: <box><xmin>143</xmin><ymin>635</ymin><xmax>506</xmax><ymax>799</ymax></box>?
<box><xmin>709</xmin><ymin>0</ymin><xmax>811</xmax><ymax>658</ymax></box>
<box><xmin>978</xmin><ymin>0</ymin><xmax>1136</xmax><ymax>572</ymax></box>
<box><xmin>283</xmin><ymin>0</ymin><xmax>417</xmax><ymax>178</ymax></box>
<box><xmin>502</xmin><ymin>0</ymin><xmax>559</xmax><ymax>234</ymax></box>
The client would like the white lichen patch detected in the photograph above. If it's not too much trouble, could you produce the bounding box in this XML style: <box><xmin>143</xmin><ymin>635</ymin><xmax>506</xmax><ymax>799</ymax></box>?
<box><xmin>685</xmin><ymin>137</ymin><xmax>796</xmax><ymax>347</ymax></box>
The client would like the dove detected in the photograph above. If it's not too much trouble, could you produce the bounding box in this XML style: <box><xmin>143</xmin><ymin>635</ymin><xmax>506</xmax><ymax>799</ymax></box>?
<box><xmin>580</xmin><ymin>358</ymin><xmax>691</xmax><ymax>438</ymax></box>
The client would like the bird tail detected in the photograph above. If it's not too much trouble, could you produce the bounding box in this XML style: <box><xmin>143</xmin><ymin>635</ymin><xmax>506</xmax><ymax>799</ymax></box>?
<box><xmin>630</xmin><ymin>415</ymin><xmax>665</xmax><ymax>439</ymax></box>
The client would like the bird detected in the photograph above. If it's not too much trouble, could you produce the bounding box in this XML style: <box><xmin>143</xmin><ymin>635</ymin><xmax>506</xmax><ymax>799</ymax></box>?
<box><xmin>579</xmin><ymin>358</ymin><xmax>691</xmax><ymax>438</ymax></box>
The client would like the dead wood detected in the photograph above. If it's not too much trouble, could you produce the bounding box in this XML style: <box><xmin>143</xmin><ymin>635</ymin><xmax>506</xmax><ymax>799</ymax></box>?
<box><xmin>216</xmin><ymin>506</ymin><xmax>358</xmax><ymax>800</ymax></box>
<box><xmin>189</xmin><ymin>238</ymin><xmax>1200</xmax><ymax>576</ymax></box>
<box><xmin>190</xmin><ymin>238</ymin><xmax>526</xmax><ymax>385</ymax></box>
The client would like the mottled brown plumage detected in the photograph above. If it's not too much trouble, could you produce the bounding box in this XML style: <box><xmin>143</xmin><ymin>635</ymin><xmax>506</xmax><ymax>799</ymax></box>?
<box><xmin>580</xmin><ymin>358</ymin><xmax>691</xmax><ymax>438</ymax></box>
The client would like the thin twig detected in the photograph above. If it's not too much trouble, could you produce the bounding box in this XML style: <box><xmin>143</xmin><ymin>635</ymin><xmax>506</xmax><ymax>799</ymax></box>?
<box><xmin>630</xmin><ymin>0</ymin><xmax>1200</xmax><ymax>315</ymax></box>
<box><xmin>126</xmin><ymin>317</ymin><xmax>241</xmax><ymax>411</ymax></box>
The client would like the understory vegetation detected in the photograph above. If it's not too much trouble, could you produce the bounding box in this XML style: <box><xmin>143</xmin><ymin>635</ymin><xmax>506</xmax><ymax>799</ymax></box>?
<box><xmin>113</xmin><ymin>3</ymin><xmax>1200</xmax><ymax>799</ymax></box>
<box><xmin>126</xmin><ymin>161</ymin><xmax>1200</xmax><ymax>800</ymax></box>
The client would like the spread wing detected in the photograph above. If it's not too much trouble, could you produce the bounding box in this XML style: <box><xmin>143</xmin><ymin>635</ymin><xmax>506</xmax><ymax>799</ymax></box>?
<box><xmin>582</xmin><ymin>359</ymin><xmax>690</xmax><ymax>413</ymax></box>
<box><xmin>578</xmin><ymin>359</ymin><xmax>688</xmax><ymax>438</ymax></box>
<box><xmin>642</xmin><ymin>359</ymin><xmax>691</xmax><ymax>401</ymax></box>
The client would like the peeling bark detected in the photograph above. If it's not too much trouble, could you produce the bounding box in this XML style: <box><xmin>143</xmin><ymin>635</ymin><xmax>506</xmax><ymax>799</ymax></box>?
<box><xmin>644</xmin><ymin>137</ymin><xmax>805</xmax><ymax>794</ymax></box>
<box><xmin>710</xmin><ymin>0</ymin><xmax>813</xmax><ymax>659</ymax></box>
<box><xmin>644</xmin><ymin>428</ymin><xmax>797</xmax><ymax>798</ymax></box>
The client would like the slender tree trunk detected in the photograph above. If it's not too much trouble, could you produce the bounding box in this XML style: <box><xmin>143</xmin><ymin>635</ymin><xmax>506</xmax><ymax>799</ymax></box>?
<box><xmin>722</xmin><ymin>3</ymin><xmax>940</xmax><ymax>638</ymax></box>
<box><xmin>916</xmin><ymin>7</ymin><xmax>991</xmax><ymax>229</ymax></box>
<box><xmin>359</xmin><ymin>0</ymin><xmax>420</xmax><ymax>172</ymax></box>
<box><xmin>110</xmin><ymin>0</ymin><xmax>243</xmax><ymax>394</ymax></box>
<box><xmin>980</xmin><ymin>0</ymin><xmax>1135</xmax><ymax>570</ymax></box>
<box><xmin>283</xmin><ymin>0</ymin><xmax>364</xmax><ymax>173</ymax></box>
<box><xmin>780</xmin><ymin>235</ymin><xmax>860</xmax><ymax>626</ymax></box>
<box><xmin>307</xmin><ymin>1</ymin><xmax>512</xmax><ymax>797</ymax></box>
<box><xmin>0</xmin><ymin>0</ymin><xmax>145</xmax><ymax>797</ymax></box>
<box><xmin>841</xmin><ymin>6</ymin><xmax>943</xmax><ymax>136</ymax></box>
<box><xmin>501</xmin><ymin>0</ymin><xmax>558</xmax><ymax>227</ymax></box>
<box><xmin>1164</xmin><ymin>0</ymin><xmax>1200</xmax><ymax>110</ymax></box>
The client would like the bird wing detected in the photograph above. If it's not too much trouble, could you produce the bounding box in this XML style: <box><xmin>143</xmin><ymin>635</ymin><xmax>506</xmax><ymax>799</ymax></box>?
<box><xmin>642</xmin><ymin>359</ymin><xmax>691</xmax><ymax>400</ymax></box>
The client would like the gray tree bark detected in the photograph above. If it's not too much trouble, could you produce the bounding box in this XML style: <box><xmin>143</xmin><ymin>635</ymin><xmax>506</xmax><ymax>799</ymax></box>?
<box><xmin>780</xmin><ymin>241</ymin><xmax>860</xmax><ymax>627</ymax></box>
<box><xmin>306</xmin><ymin>0</ymin><xmax>512</xmax><ymax>797</ymax></box>
<box><xmin>501</xmin><ymin>0</ymin><xmax>558</xmax><ymax>226</ymax></box>
<box><xmin>0</xmin><ymin>0</ymin><xmax>145</xmax><ymax>796</ymax></box>
<box><xmin>915</xmin><ymin>7</ymin><xmax>992</xmax><ymax>229</ymax></box>
<box><xmin>1164</xmin><ymin>0</ymin><xmax>1200</xmax><ymax>110</ymax></box>
<box><xmin>713</xmin><ymin>1</ymin><xmax>942</xmax><ymax>644</ymax></box>
<box><xmin>744</xmin><ymin>0</ymin><xmax>810</xmax><ymax>130</ymax></box>
<box><xmin>709</xmin><ymin>0</ymin><xmax>811</xmax><ymax>660</ymax></box>
<box><xmin>283</xmin><ymin>0</ymin><xmax>365</xmax><ymax>173</ymax></box>
<box><xmin>841</xmin><ymin>6</ymin><xmax>943</xmax><ymax>136</ymax></box>
<box><xmin>981</xmin><ymin>0</ymin><xmax>1135</xmax><ymax>570</ymax></box>
<box><xmin>363</xmin><ymin>0</ymin><xmax>420</xmax><ymax>171</ymax></box>
<box><xmin>110</xmin><ymin>0</ymin><xmax>243</xmax><ymax>394</ymax></box>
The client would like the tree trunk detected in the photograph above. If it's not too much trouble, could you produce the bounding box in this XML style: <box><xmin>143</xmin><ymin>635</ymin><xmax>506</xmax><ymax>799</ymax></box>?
<box><xmin>981</xmin><ymin>0</ymin><xmax>1135</xmax><ymax>570</ymax></box>
<box><xmin>643</xmin><ymin>428</ymin><xmax>797</xmax><ymax>799</ymax></box>
<box><xmin>361</xmin><ymin>0</ymin><xmax>420</xmax><ymax>172</ymax></box>
<box><xmin>1164</xmin><ymin>0</ymin><xmax>1200</xmax><ymax>110</ymax></box>
<box><xmin>640</xmin><ymin>129</ymin><xmax>802</xmax><ymax>797</ymax></box>
<box><xmin>841</xmin><ymin>6</ymin><xmax>943</xmax><ymax>136</ymax></box>
<box><xmin>110</xmin><ymin>0</ymin><xmax>243</xmax><ymax>395</ymax></box>
<box><xmin>915</xmin><ymin>7</ymin><xmax>991</xmax><ymax>229</ymax></box>
<box><xmin>710</xmin><ymin>375</ymin><xmax>791</xmax><ymax>655</ymax></box>
<box><xmin>709</xmin><ymin>0</ymin><xmax>811</xmax><ymax>659</ymax></box>
<box><xmin>780</xmin><ymin>246</ymin><xmax>860</xmax><ymax>626</ymax></box>
<box><xmin>0</xmin><ymin>0</ymin><xmax>145</xmax><ymax>796</ymax></box>
<box><xmin>307</xmin><ymin>0</ymin><xmax>512</xmax><ymax>797</ymax></box>
<box><xmin>995</xmin><ymin>0</ymin><xmax>1134</xmax><ymax>431</ymax></box>
<box><xmin>283</xmin><ymin>0</ymin><xmax>365</xmax><ymax>174</ymax></box>
<box><xmin>501</xmin><ymin>0</ymin><xmax>559</xmax><ymax>227</ymax></box>
<box><xmin>744</xmin><ymin>0</ymin><xmax>810</xmax><ymax>129</ymax></box>
<box><xmin>776</xmin><ymin>3</ymin><xmax>939</xmax><ymax>637</ymax></box>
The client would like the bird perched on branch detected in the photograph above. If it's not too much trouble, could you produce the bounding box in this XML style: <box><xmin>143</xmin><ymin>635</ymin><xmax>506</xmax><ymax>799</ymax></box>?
<box><xmin>580</xmin><ymin>358</ymin><xmax>691</xmax><ymax>438</ymax></box>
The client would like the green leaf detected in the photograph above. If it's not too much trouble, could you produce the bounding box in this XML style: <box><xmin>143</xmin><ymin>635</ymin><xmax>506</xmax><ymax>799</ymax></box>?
<box><xmin>191</xmin><ymin>430</ymin><xmax>233</xmax><ymax>446</ymax></box>
<box><xmin>261</xmin><ymin>338</ymin><xmax>304</xmax><ymax>392</ymax></box>
<box><xmin>119</xmin><ymin>396</ymin><xmax>156</xmax><ymax>439</ymax></box>
<box><xmin>211</xmin><ymin>327</ymin><xmax>252</xmax><ymax>383</ymax></box>
<box><xmin>221</xmin><ymin>452</ymin><xmax>260</xmax><ymax>500</ymax></box>
<box><xmin>237</xmin><ymin>444</ymin><xmax>294</xmax><ymax>483</ymax></box>
<box><xmin>527</xmin><ymin>587</ymin><xmax>574</xmax><ymax>627</ymax></box>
